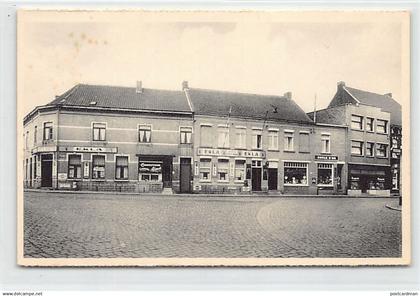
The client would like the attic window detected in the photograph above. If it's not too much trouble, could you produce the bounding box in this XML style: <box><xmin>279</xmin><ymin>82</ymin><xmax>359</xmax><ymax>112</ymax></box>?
<box><xmin>89</xmin><ymin>101</ymin><xmax>97</xmax><ymax>106</ymax></box>
<box><xmin>60</xmin><ymin>99</ymin><xmax>66</xmax><ymax>103</ymax></box>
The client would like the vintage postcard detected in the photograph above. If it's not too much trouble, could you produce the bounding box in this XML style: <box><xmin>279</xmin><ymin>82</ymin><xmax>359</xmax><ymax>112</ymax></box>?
<box><xmin>17</xmin><ymin>10</ymin><xmax>410</xmax><ymax>266</ymax></box>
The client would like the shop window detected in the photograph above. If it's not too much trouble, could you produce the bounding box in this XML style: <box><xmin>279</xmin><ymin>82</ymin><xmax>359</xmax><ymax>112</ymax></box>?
<box><xmin>218</xmin><ymin>159</ymin><xmax>229</xmax><ymax>181</ymax></box>
<box><xmin>366</xmin><ymin>142</ymin><xmax>374</xmax><ymax>157</ymax></box>
<box><xmin>68</xmin><ymin>154</ymin><xmax>82</xmax><ymax>179</ymax></box>
<box><xmin>218</xmin><ymin>126</ymin><xmax>229</xmax><ymax>148</ymax></box>
<box><xmin>180</xmin><ymin>127</ymin><xmax>192</xmax><ymax>144</ymax></box>
<box><xmin>234</xmin><ymin>160</ymin><xmax>246</xmax><ymax>181</ymax></box>
<box><xmin>115</xmin><ymin>156</ymin><xmax>128</xmax><ymax>180</ymax></box>
<box><xmin>299</xmin><ymin>132</ymin><xmax>309</xmax><ymax>153</ymax></box>
<box><xmin>366</xmin><ymin>117</ymin><xmax>374</xmax><ymax>132</ymax></box>
<box><xmin>138</xmin><ymin>124</ymin><xmax>151</xmax><ymax>143</ymax></box>
<box><xmin>92</xmin><ymin>155</ymin><xmax>105</xmax><ymax>179</ymax></box>
<box><xmin>34</xmin><ymin>126</ymin><xmax>37</xmax><ymax>145</ymax></box>
<box><xmin>252</xmin><ymin>129</ymin><xmax>262</xmax><ymax>149</ymax></box>
<box><xmin>139</xmin><ymin>161</ymin><xmax>162</xmax><ymax>181</ymax></box>
<box><xmin>268</xmin><ymin>130</ymin><xmax>279</xmax><ymax>150</ymax></box>
<box><xmin>321</xmin><ymin>134</ymin><xmax>331</xmax><ymax>153</ymax></box>
<box><xmin>351</xmin><ymin>115</ymin><xmax>363</xmax><ymax>130</ymax></box>
<box><xmin>377</xmin><ymin>119</ymin><xmax>388</xmax><ymax>134</ymax></box>
<box><xmin>235</xmin><ymin>127</ymin><xmax>246</xmax><ymax>149</ymax></box>
<box><xmin>43</xmin><ymin>122</ymin><xmax>53</xmax><ymax>140</ymax></box>
<box><xmin>200</xmin><ymin>125</ymin><xmax>212</xmax><ymax>147</ymax></box>
<box><xmin>351</xmin><ymin>140</ymin><xmax>364</xmax><ymax>156</ymax></box>
<box><xmin>199</xmin><ymin>158</ymin><xmax>211</xmax><ymax>181</ymax></box>
<box><xmin>317</xmin><ymin>163</ymin><xmax>333</xmax><ymax>186</ymax></box>
<box><xmin>284</xmin><ymin>162</ymin><xmax>308</xmax><ymax>185</ymax></box>
<box><xmin>376</xmin><ymin>143</ymin><xmax>388</xmax><ymax>158</ymax></box>
<box><xmin>284</xmin><ymin>131</ymin><xmax>294</xmax><ymax>151</ymax></box>
<box><xmin>92</xmin><ymin>123</ymin><xmax>106</xmax><ymax>141</ymax></box>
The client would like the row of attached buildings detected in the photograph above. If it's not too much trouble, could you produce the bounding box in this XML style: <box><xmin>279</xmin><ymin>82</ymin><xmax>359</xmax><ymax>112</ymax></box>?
<box><xmin>23</xmin><ymin>81</ymin><xmax>402</xmax><ymax>196</ymax></box>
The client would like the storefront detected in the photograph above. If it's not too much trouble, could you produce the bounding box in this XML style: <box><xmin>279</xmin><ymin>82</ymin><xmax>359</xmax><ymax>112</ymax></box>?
<box><xmin>137</xmin><ymin>155</ymin><xmax>174</xmax><ymax>193</ymax></box>
<box><xmin>348</xmin><ymin>164</ymin><xmax>390</xmax><ymax>196</ymax></box>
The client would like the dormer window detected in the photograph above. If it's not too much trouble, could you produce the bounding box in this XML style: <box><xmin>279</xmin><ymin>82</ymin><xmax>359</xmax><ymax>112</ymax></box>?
<box><xmin>89</xmin><ymin>101</ymin><xmax>97</xmax><ymax>106</ymax></box>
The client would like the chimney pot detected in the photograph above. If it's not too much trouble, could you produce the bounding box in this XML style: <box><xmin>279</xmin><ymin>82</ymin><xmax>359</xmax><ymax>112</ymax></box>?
<box><xmin>337</xmin><ymin>81</ymin><xmax>346</xmax><ymax>89</ymax></box>
<box><xmin>182</xmin><ymin>81</ymin><xmax>189</xmax><ymax>90</ymax></box>
<box><xmin>284</xmin><ymin>91</ymin><xmax>292</xmax><ymax>99</ymax></box>
<box><xmin>136</xmin><ymin>81</ymin><xmax>143</xmax><ymax>93</ymax></box>
<box><xmin>385</xmin><ymin>92</ymin><xmax>392</xmax><ymax>97</ymax></box>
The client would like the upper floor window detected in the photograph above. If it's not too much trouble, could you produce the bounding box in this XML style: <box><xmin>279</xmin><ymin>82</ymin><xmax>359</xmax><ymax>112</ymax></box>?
<box><xmin>235</xmin><ymin>127</ymin><xmax>246</xmax><ymax>149</ymax></box>
<box><xmin>377</xmin><ymin>119</ymin><xmax>388</xmax><ymax>134</ymax></box>
<box><xmin>268</xmin><ymin>130</ymin><xmax>279</xmax><ymax>150</ymax></box>
<box><xmin>200</xmin><ymin>125</ymin><xmax>212</xmax><ymax>147</ymax></box>
<box><xmin>351</xmin><ymin>115</ymin><xmax>363</xmax><ymax>130</ymax></box>
<box><xmin>93</xmin><ymin>123</ymin><xmax>106</xmax><ymax>141</ymax></box>
<box><xmin>115</xmin><ymin>156</ymin><xmax>129</xmax><ymax>180</ymax></box>
<box><xmin>252</xmin><ymin>129</ymin><xmax>262</xmax><ymax>149</ymax></box>
<box><xmin>43</xmin><ymin>122</ymin><xmax>53</xmax><ymax>140</ymax></box>
<box><xmin>92</xmin><ymin>155</ymin><xmax>105</xmax><ymax>179</ymax></box>
<box><xmin>284</xmin><ymin>131</ymin><xmax>294</xmax><ymax>151</ymax></box>
<box><xmin>366</xmin><ymin>117</ymin><xmax>374</xmax><ymax>132</ymax></box>
<box><xmin>299</xmin><ymin>132</ymin><xmax>310</xmax><ymax>153</ymax></box>
<box><xmin>321</xmin><ymin>134</ymin><xmax>331</xmax><ymax>153</ymax></box>
<box><xmin>25</xmin><ymin>131</ymin><xmax>29</xmax><ymax>149</ymax></box>
<box><xmin>366</xmin><ymin>142</ymin><xmax>375</xmax><ymax>157</ymax></box>
<box><xmin>138</xmin><ymin>124</ymin><xmax>151</xmax><ymax>143</ymax></box>
<box><xmin>376</xmin><ymin>143</ymin><xmax>388</xmax><ymax>158</ymax></box>
<box><xmin>217</xmin><ymin>126</ymin><xmax>229</xmax><ymax>148</ymax></box>
<box><xmin>34</xmin><ymin>126</ymin><xmax>37</xmax><ymax>144</ymax></box>
<box><xmin>351</xmin><ymin>140</ymin><xmax>364</xmax><ymax>156</ymax></box>
<box><xmin>180</xmin><ymin>127</ymin><xmax>192</xmax><ymax>144</ymax></box>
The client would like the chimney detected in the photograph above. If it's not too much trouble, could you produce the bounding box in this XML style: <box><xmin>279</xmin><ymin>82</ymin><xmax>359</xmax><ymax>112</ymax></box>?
<box><xmin>385</xmin><ymin>92</ymin><xmax>392</xmax><ymax>97</ymax></box>
<box><xmin>182</xmin><ymin>81</ymin><xmax>189</xmax><ymax>90</ymax></box>
<box><xmin>136</xmin><ymin>81</ymin><xmax>143</xmax><ymax>94</ymax></box>
<box><xmin>284</xmin><ymin>91</ymin><xmax>292</xmax><ymax>99</ymax></box>
<box><xmin>337</xmin><ymin>81</ymin><xmax>346</xmax><ymax>90</ymax></box>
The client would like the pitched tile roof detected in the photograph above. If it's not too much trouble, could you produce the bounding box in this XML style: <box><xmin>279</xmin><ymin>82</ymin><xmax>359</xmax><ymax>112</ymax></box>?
<box><xmin>344</xmin><ymin>86</ymin><xmax>402</xmax><ymax>126</ymax></box>
<box><xmin>187</xmin><ymin>88</ymin><xmax>313</xmax><ymax>124</ymax></box>
<box><xmin>47</xmin><ymin>84</ymin><xmax>192</xmax><ymax>113</ymax></box>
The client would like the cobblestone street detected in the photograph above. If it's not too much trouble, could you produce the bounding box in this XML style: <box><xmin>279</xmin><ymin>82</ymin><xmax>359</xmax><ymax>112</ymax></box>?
<box><xmin>24</xmin><ymin>191</ymin><xmax>402</xmax><ymax>258</ymax></box>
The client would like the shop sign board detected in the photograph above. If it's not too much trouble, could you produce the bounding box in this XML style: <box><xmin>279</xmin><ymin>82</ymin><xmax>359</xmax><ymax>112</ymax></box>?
<box><xmin>32</xmin><ymin>146</ymin><xmax>57</xmax><ymax>153</ymax></box>
<box><xmin>58</xmin><ymin>173</ymin><xmax>67</xmax><ymax>181</ymax></box>
<box><xmin>315</xmin><ymin>155</ymin><xmax>338</xmax><ymax>161</ymax></box>
<box><xmin>197</xmin><ymin>148</ymin><xmax>265</xmax><ymax>158</ymax></box>
<box><xmin>83</xmin><ymin>162</ymin><xmax>90</xmax><ymax>178</ymax></box>
<box><xmin>59</xmin><ymin>146</ymin><xmax>118</xmax><ymax>153</ymax></box>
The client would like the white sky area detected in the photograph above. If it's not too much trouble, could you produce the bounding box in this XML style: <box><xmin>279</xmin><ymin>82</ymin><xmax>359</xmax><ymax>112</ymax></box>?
<box><xmin>20</xmin><ymin>12</ymin><xmax>403</xmax><ymax>115</ymax></box>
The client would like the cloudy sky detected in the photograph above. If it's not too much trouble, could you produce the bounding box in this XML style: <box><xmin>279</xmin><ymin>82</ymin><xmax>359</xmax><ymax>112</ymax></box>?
<box><xmin>19</xmin><ymin>11</ymin><xmax>406</xmax><ymax>115</ymax></box>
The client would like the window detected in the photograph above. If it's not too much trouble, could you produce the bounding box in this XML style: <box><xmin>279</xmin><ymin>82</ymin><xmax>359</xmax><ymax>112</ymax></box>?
<box><xmin>284</xmin><ymin>162</ymin><xmax>308</xmax><ymax>185</ymax></box>
<box><xmin>351</xmin><ymin>140</ymin><xmax>364</xmax><ymax>156</ymax></box>
<box><xmin>93</xmin><ymin>123</ymin><xmax>106</xmax><ymax>141</ymax></box>
<box><xmin>234</xmin><ymin>160</ymin><xmax>246</xmax><ymax>181</ymax></box>
<box><xmin>34</xmin><ymin>126</ymin><xmax>37</xmax><ymax>144</ymax></box>
<box><xmin>299</xmin><ymin>132</ymin><xmax>310</xmax><ymax>153</ymax></box>
<box><xmin>284</xmin><ymin>131</ymin><xmax>294</xmax><ymax>151</ymax></box>
<box><xmin>180</xmin><ymin>127</ymin><xmax>192</xmax><ymax>144</ymax></box>
<box><xmin>200</xmin><ymin>125</ymin><xmax>212</xmax><ymax>147</ymax></box>
<box><xmin>25</xmin><ymin>131</ymin><xmax>29</xmax><ymax>149</ymax></box>
<box><xmin>43</xmin><ymin>122</ymin><xmax>53</xmax><ymax>140</ymax></box>
<box><xmin>139</xmin><ymin>161</ymin><xmax>162</xmax><ymax>181</ymax></box>
<box><xmin>252</xmin><ymin>129</ymin><xmax>262</xmax><ymax>149</ymax></box>
<box><xmin>268</xmin><ymin>130</ymin><xmax>279</xmax><ymax>150</ymax></box>
<box><xmin>366</xmin><ymin>117</ymin><xmax>374</xmax><ymax>132</ymax></box>
<box><xmin>235</xmin><ymin>127</ymin><xmax>246</xmax><ymax>149</ymax></box>
<box><xmin>321</xmin><ymin>134</ymin><xmax>331</xmax><ymax>153</ymax></box>
<box><xmin>199</xmin><ymin>158</ymin><xmax>211</xmax><ymax>181</ymax></box>
<box><xmin>351</xmin><ymin>115</ymin><xmax>363</xmax><ymax>130</ymax></box>
<box><xmin>138</xmin><ymin>124</ymin><xmax>151</xmax><ymax>143</ymax></box>
<box><xmin>92</xmin><ymin>155</ymin><xmax>105</xmax><ymax>179</ymax></box>
<box><xmin>377</xmin><ymin>119</ymin><xmax>388</xmax><ymax>134</ymax></box>
<box><xmin>366</xmin><ymin>142</ymin><xmax>375</xmax><ymax>157</ymax></box>
<box><xmin>217</xmin><ymin>126</ymin><xmax>229</xmax><ymax>148</ymax></box>
<box><xmin>115</xmin><ymin>156</ymin><xmax>128</xmax><ymax>180</ymax></box>
<box><xmin>317</xmin><ymin>163</ymin><xmax>333</xmax><ymax>186</ymax></box>
<box><xmin>217</xmin><ymin>159</ymin><xmax>229</xmax><ymax>181</ymax></box>
<box><xmin>68</xmin><ymin>154</ymin><xmax>82</xmax><ymax>179</ymax></box>
<box><xmin>376</xmin><ymin>143</ymin><xmax>388</xmax><ymax>158</ymax></box>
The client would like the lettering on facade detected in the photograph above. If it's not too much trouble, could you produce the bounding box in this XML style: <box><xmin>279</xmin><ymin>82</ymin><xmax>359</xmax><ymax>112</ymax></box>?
<box><xmin>59</xmin><ymin>146</ymin><xmax>118</xmax><ymax>153</ymax></box>
<box><xmin>58</xmin><ymin>173</ymin><xmax>67</xmax><ymax>181</ymax></box>
<box><xmin>197</xmin><ymin>148</ymin><xmax>266</xmax><ymax>158</ymax></box>
<box><xmin>315</xmin><ymin>155</ymin><xmax>338</xmax><ymax>161</ymax></box>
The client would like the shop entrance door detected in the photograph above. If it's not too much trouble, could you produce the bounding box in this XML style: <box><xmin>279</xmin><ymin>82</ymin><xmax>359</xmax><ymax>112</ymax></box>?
<box><xmin>268</xmin><ymin>168</ymin><xmax>278</xmax><ymax>190</ymax></box>
<box><xmin>41</xmin><ymin>154</ymin><xmax>53</xmax><ymax>187</ymax></box>
<box><xmin>252</xmin><ymin>168</ymin><xmax>262</xmax><ymax>191</ymax></box>
<box><xmin>179</xmin><ymin>158</ymin><xmax>192</xmax><ymax>193</ymax></box>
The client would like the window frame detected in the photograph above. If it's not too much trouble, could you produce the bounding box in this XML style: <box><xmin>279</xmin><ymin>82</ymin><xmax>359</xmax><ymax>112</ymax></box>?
<box><xmin>43</xmin><ymin>121</ymin><xmax>53</xmax><ymax>141</ymax></box>
<box><xmin>366</xmin><ymin>117</ymin><xmax>375</xmax><ymax>132</ymax></box>
<box><xmin>376</xmin><ymin>143</ymin><xmax>388</xmax><ymax>158</ymax></box>
<box><xmin>217</xmin><ymin>125</ymin><xmax>230</xmax><ymax>148</ymax></box>
<box><xmin>91</xmin><ymin>154</ymin><xmax>106</xmax><ymax>180</ymax></box>
<box><xmin>234</xmin><ymin>159</ymin><xmax>246</xmax><ymax>183</ymax></box>
<box><xmin>351</xmin><ymin>115</ymin><xmax>364</xmax><ymax>130</ymax></box>
<box><xmin>67</xmin><ymin>153</ymin><xmax>82</xmax><ymax>179</ymax></box>
<box><xmin>199</xmin><ymin>157</ymin><xmax>212</xmax><ymax>182</ymax></box>
<box><xmin>217</xmin><ymin>158</ymin><xmax>230</xmax><ymax>182</ymax></box>
<box><xmin>200</xmin><ymin>124</ymin><xmax>213</xmax><ymax>148</ymax></box>
<box><xmin>115</xmin><ymin>155</ymin><xmax>129</xmax><ymax>180</ymax></box>
<box><xmin>252</xmin><ymin>128</ymin><xmax>263</xmax><ymax>150</ymax></box>
<box><xmin>376</xmin><ymin>119</ymin><xmax>388</xmax><ymax>134</ymax></box>
<box><xmin>138</xmin><ymin>124</ymin><xmax>152</xmax><ymax>143</ymax></box>
<box><xmin>92</xmin><ymin>122</ymin><xmax>107</xmax><ymax>141</ymax></box>
<box><xmin>179</xmin><ymin>126</ymin><xmax>193</xmax><ymax>144</ymax></box>
<box><xmin>283</xmin><ymin>161</ymin><xmax>309</xmax><ymax>186</ymax></box>
<box><xmin>366</xmin><ymin>142</ymin><xmax>375</xmax><ymax>157</ymax></box>
<box><xmin>351</xmin><ymin>140</ymin><xmax>364</xmax><ymax>156</ymax></box>
<box><xmin>284</xmin><ymin>130</ymin><xmax>295</xmax><ymax>152</ymax></box>
<box><xmin>321</xmin><ymin>133</ymin><xmax>331</xmax><ymax>154</ymax></box>
<box><xmin>235</xmin><ymin>126</ymin><xmax>247</xmax><ymax>149</ymax></box>
<box><xmin>317</xmin><ymin>163</ymin><xmax>334</xmax><ymax>187</ymax></box>
<box><xmin>268</xmin><ymin>129</ymin><xmax>279</xmax><ymax>151</ymax></box>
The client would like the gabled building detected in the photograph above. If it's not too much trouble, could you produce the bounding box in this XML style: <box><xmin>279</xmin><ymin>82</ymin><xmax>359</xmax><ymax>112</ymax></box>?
<box><xmin>308</xmin><ymin>81</ymin><xmax>402</xmax><ymax>196</ymax></box>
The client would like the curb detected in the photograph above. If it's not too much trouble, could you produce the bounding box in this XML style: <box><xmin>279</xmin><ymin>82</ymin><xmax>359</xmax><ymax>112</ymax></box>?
<box><xmin>385</xmin><ymin>204</ymin><xmax>402</xmax><ymax>212</ymax></box>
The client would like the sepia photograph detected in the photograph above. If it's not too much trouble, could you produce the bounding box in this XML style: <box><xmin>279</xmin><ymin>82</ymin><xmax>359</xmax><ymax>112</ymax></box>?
<box><xmin>17</xmin><ymin>10</ymin><xmax>410</xmax><ymax>266</ymax></box>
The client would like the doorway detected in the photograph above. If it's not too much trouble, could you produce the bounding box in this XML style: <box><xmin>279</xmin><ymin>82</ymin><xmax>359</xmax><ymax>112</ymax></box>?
<box><xmin>179</xmin><ymin>158</ymin><xmax>192</xmax><ymax>193</ymax></box>
<box><xmin>268</xmin><ymin>168</ymin><xmax>278</xmax><ymax>190</ymax></box>
<box><xmin>41</xmin><ymin>154</ymin><xmax>53</xmax><ymax>187</ymax></box>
